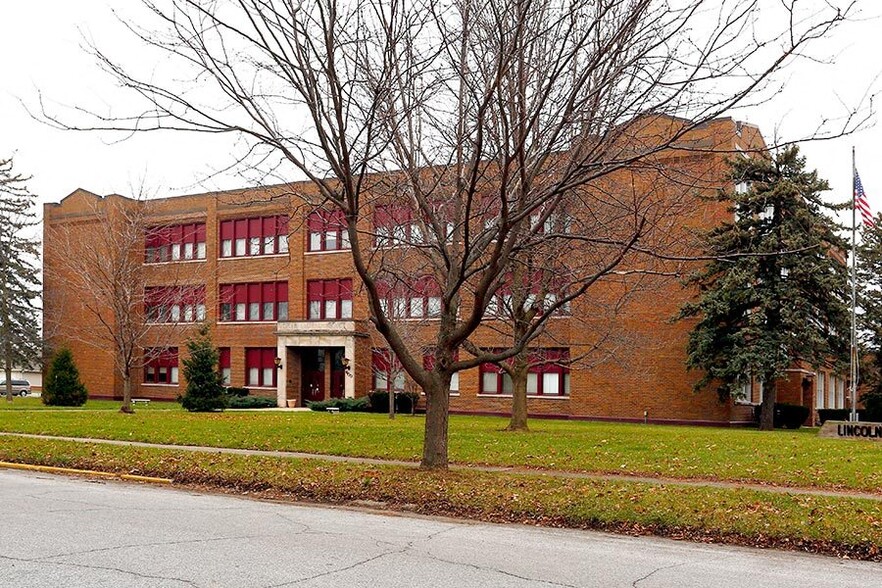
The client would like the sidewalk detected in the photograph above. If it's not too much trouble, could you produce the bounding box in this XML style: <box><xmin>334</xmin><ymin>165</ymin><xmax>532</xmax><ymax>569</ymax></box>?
<box><xmin>3</xmin><ymin>431</ymin><xmax>880</xmax><ymax>502</ymax></box>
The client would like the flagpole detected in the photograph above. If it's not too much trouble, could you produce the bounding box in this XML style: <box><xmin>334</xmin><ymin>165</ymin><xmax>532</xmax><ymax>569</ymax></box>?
<box><xmin>851</xmin><ymin>146</ymin><xmax>858</xmax><ymax>422</ymax></box>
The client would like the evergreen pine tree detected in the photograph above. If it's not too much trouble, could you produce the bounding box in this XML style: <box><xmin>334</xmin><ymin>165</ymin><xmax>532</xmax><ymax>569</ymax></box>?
<box><xmin>680</xmin><ymin>146</ymin><xmax>850</xmax><ymax>430</ymax></box>
<box><xmin>0</xmin><ymin>157</ymin><xmax>41</xmax><ymax>402</ymax></box>
<box><xmin>180</xmin><ymin>325</ymin><xmax>227</xmax><ymax>412</ymax></box>
<box><xmin>43</xmin><ymin>348</ymin><xmax>88</xmax><ymax>406</ymax></box>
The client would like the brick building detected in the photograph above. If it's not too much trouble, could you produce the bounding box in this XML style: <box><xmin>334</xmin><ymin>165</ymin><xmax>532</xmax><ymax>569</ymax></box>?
<box><xmin>42</xmin><ymin>117</ymin><xmax>847</xmax><ymax>425</ymax></box>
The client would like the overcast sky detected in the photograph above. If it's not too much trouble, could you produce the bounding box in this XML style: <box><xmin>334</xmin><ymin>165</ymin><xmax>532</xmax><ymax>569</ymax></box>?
<box><xmin>2</xmin><ymin>1</ymin><xmax>882</xmax><ymax>222</ymax></box>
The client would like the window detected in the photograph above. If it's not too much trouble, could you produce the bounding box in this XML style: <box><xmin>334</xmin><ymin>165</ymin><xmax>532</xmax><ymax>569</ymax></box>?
<box><xmin>145</xmin><ymin>223</ymin><xmax>206</xmax><ymax>263</ymax></box>
<box><xmin>307</xmin><ymin>279</ymin><xmax>353</xmax><ymax>320</ymax></box>
<box><xmin>219</xmin><ymin>282</ymin><xmax>288</xmax><ymax>322</ymax></box>
<box><xmin>372</xmin><ymin>349</ymin><xmax>406</xmax><ymax>392</ymax></box>
<box><xmin>144</xmin><ymin>348</ymin><xmax>179</xmax><ymax>385</ymax></box>
<box><xmin>145</xmin><ymin>286</ymin><xmax>206</xmax><ymax>323</ymax></box>
<box><xmin>376</xmin><ymin>277</ymin><xmax>441</xmax><ymax>319</ymax></box>
<box><xmin>245</xmin><ymin>348</ymin><xmax>277</xmax><ymax>387</ymax></box>
<box><xmin>307</xmin><ymin>209</ymin><xmax>350</xmax><ymax>252</ymax></box>
<box><xmin>485</xmin><ymin>275</ymin><xmax>570</xmax><ymax>318</ymax></box>
<box><xmin>219</xmin><ymin>215</ymin><xmax>288</xmax><ymax>258</ymax></box>
<box><xmin>479</xmin><ymin>349</ymin><xmax>570</xmax><ymax>396</ymax></box>
<box><xmin>219</xmin><ymin>347</ymin><xmax>231</xmax><ymax>386</ymax></box>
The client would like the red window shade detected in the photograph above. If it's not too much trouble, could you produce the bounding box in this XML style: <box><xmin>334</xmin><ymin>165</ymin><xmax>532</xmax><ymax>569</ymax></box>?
<box><xmin>234</xmin><ymin>284</ymin><xmax>247</xmax><ymax>304</ymax></box>
<box><xmin>245</xmin><ymin>348</ymin><xmax>261</xmax><ymax>370</ymax></box>
<box><xmin>277</xmin><ymin>215</ymin><xmax>289</xmax><ymax>236</ymax></box>
<box><xmin>181</xmin><ymin>224</ymin><xmax>196</xmax><ymax>244</ymax></box>
<box><xmin>339</xmin><ymin>279</ymin><xmax>352</xmax><ymax>299</ymax></box>
<box><xmin>220</xmin><ymin>220</ymin><xmax>234</xmax><ymax>240</ymax></box>
<box><xmin>195</xmin><ymin>223</ymin><xmax>206</xmax><ymax>242</ymax></box>
<box><xmin>219</xmin><ymin>348</ymin><xmax>231</xmax><ymax>369</ymax></box>
<box><xmin>307</xmin><ymin>210</ymin><xmax>324</xmax><ymax>231</ymax></box>
<box><xmin>248</xmin><ymin>283</ymin><xmax>260</xmax><ymax>303</ymax></box>
<box><xmin>234</xmin><ymin>219</ymin><xmax>248</xmax><ymax>240</ymax></box>
<box><xmin>324</xmin><ymin>279</ymin><xmax>339</xmax><ymax>300</ymax></box>
<box><xmin>248</xmin><ymin>218</ymin><xmax>261</xmax><ymax>239</ymax></box>
<box><xmin>219</xmin><ymin>284</ymin><xmax>234</xmax><ymax>304</ymax></box>
<box><xmin>262</xmin><ymin>282</ymin><xmax>276</xmax><ymax>303</ymax></box>
<box><xmin>145</xmin><ymin>228</ymin><xmax>162</xmax><ymax>249</ymax></box>
<box><xmin>374</xmin><ymin>205</ymin><xmax>392</xmax><ymax>228</ymax></box>
<box><xmin>277</xmin><ymin>282</ymin><xmax>288</xmax><ymax>303</ymax></box>
<box><xmin>262</xmin><ymin>217</ymin><xmax>275</xmax><ymax>239</ymax></box>
<box><xmin>307</xmin><ymin>280</ymin><xmax>323</xmax><ymax>302</ymax></box>
<box><xmin>372</xmin><ymin>349</ymin><xmax>392</xmax><ymax>372</ymax></box>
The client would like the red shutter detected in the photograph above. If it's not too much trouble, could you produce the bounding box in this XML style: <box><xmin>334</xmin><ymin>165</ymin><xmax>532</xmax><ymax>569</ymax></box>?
<box><xmin>195</xmin><ymin>223</ymin><xmax>206</xmax><ymax>243</ymax></box>
<box><xmin>145</xmin><ymin>227</ymin><xmax>162</xmax><ymax>249</ymax></box>
<box><xmin>307</xmin><ymin>210</ymin><xmax>323</xmax><ymax>232</ymax></box>
<box><xmin>374</xmin><ymin>205</ymin><xmax>392</xmax><ymax>229</ymax></box>
<box><xmin>249</xmin><ymin>218</ymin><xmax>262</xmax><ymax>241</ymax></box>
<box><xmin>277</xmin><ymin>215</ymin><xmax>289</xmax><ymax>236</ymax></box>
<box><xmin>245</xmin><ymin>348</ymin><xmax>260</xmax><ymax>373</ymax></box>
<box><xmin>262</xmin><ymin>282</ymin><xmax>275</xmax><ymax>305</ymax></box>
<box><xmin>180</xmin><ymin>224</ymin><xmax>195</xmax><ymax>245</ymax></box>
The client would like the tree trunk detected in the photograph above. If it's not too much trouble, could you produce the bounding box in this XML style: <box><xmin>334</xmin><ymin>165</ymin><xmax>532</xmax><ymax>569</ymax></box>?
<box><xmin>120</xmin><ymin>372</ymin><xmax>134</xmax><ymax>413</ymax></box>
<box><xmin>421</xmin><ymin>378</ymin><xmax>450</xmax><ymax>469</ymax></box>
<box><xmin>389</xmin><ymin>388</ymin><xmax>395</xmax><ymax>420</ymax></box>
<box><xmin>759</xmin><ymin>378</ymin><xmax>777</xmax><ymax>431</ymax></box>
<box><xmin>507</xmin><ymin>364</ymin><xmax>529</xmax><ymax>431</ymax></box>
<box><xmin>3</xmin><ymin>364</ymin><xmax>11</xmax><ymax>403</ymax></box>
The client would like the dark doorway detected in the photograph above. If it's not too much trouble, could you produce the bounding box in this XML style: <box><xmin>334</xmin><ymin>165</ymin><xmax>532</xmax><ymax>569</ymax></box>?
<box><xmin>301</xmin><ymin>348</ymin><xmax>325</xmax><ymax>403</ymax></box>
<box><xmin>330</xmin><ymin>348</ymin><xmax>346</xmax><ymax>399</ymax></box>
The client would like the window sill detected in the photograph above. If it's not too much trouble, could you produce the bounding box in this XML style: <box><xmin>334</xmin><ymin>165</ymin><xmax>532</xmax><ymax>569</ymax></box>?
<box><xmin>142</xmin><ymin>383</ymin><xmax>179</xmax><ymax>387</ymax></box>
<box><xmin>476</xmin><ymin>394</ymin><xmax>570</xmax><ymax>400</ymax></box>
<box><xmin>147</xmin><ymin>321</ymin><xmax>206</xmax><ymax>326</ymax></box>
<box><xmin>219</xmin><ymin>253</ymin><xmax>289</xmax><ymax>260</ymax></box>
<box><xmin>306</xmin><ymin>317</ymin><xmax>354</xmax><ymax>322</ymax></box>
<box><xmin>305</xmin><ymin>248</ymin><xmax>351</xmax><ymax>256</ymax></box>
<box><xmin>246</xmin><ymin>386</ymin><xmax>277</xmax><ymax>390</ymax></box>
<box><xmin>218</xmin><ymin>320</ymin><xmax>280</xmax><ymax>325</ymax></box>
<box><xmin>144</xmin><ymin>258</ymin><xmax>207</xmax><ymax>266</ymax></box>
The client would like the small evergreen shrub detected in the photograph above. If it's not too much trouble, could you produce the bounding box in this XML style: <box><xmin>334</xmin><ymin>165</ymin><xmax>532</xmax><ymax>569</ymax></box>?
<box><xmin>754</xmin><ymin>403</ymin><xmax>810</xmax><ymax>429</ymax></box>
<box><xmin>306</xmin><ymin>397</ymin><xmax>371</xmax><ymax>412</ymax></box>
<box><xmin>860</xmin><ymin>390</ymin><xmax>882</xmax><ymax>422</ymax></box>
<box><xmin>180</xmin><ymin>326</ymin><xmax>227</xmax><ymax>412</ymax></box>
<box><xmin>368</xmin><ymin>390</ymin><xmax>419</xmax><ymax>413</ymax></box>
<box><xmin>43</xmin><ymin>348</ymin><xmax>88</xmax><ymax>406</ymax></box>
<box><xmin>817</xmin><ymin>408</ymin><xmax>863</xmax><ymax>424</ymax></box>
<box><xmin>225</xmin><ymin>386</ymin><xmax>250</xmax><ymax>398</ymax></box>
<box><xmin>227</xmin><ymin>396</ymin><xmax>277</xmax><ymax>409</ymax></box>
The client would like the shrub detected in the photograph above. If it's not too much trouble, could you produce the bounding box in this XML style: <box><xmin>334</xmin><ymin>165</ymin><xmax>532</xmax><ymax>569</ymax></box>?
<box><xmin>817</xmin><ymin>408</ymin><xmax>863</xmax><ymax>424</ymax></box>
<box><xmin>860</xmin><ymin>389</ymin><xmax>882</xmax><ymax>422</ymax></box>
<box><xmin>368</xmin><ymin>390</ymin><xmax>419</xmax><ymax>414</ymax></box>
<box><xmin>180</xmin><ymin>326</ymin><xmax>227</xmax><ymax>412</ymax></box>
<box><xmin>306</xmin><ymin>397</ymin><xmax>371</xmax><ymax>412</ymax></box>
<box><xmin>42</xmin><ymin>348</ymin><xmax>88</xmax><ymax>406</ymax></box>
<box><xmin>227</xmin><ymin>396</ymin><xmax>277</xmax><ymax>409</ymax></box>
<box><xmin>754</xmin><ymin>403</ymin><xmax>810</xmax><ymax>429</ymax></box>
<box><xmin>225</xmin><ymin>386</ymin><xmax>250</xmax><ymax>397</ymax></box>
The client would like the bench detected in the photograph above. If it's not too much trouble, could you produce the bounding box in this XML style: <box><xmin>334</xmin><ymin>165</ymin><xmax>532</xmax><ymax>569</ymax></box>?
<box><xmin>132</xmin><ymin>398</ymin><xmax>151</xmax><ymax>405</ymax></box>
<box><xmin>326</xmin><ymin>407</ymin><xmax>340</xmax><ymax>414</ymax></box>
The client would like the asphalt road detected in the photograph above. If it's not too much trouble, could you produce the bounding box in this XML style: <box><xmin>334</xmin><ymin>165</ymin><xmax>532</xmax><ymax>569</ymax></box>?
<box><xmin>0</xmin><ymin>470</ymin><xmax>878</xmax><ymax>587</ymax></box>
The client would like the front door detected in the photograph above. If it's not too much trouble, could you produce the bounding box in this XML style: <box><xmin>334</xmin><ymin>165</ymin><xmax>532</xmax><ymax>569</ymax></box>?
<box><xmin>301</xmin><ymin>348</ymin><xmax>325</xmax><ymax>403</ymax></box>
<box><xmin>330</xmin><ymin>348</ymin><xmax>346</xmax><ymax>399</ymax></box>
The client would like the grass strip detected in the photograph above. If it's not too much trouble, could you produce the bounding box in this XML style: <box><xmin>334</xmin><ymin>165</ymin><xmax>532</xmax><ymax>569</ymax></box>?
<box><xmin>0</xmin><ymin>407</ymin><xmax>880</xmax><ymax>493</ymax></box>
<box><xmin>1</xmin><ymin>436</ymin><xmax>880</xmax><ymax>561</ymax></box>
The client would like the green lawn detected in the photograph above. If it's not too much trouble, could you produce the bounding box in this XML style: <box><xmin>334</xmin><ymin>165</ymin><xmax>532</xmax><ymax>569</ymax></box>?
<box><xmin>0</xmin><ymin>400</ymin><xmax>879</xmax><ymax>492</ymax></box>
<box><xmin>1</xmin><ymin>436</ymin><xmax>879</xmax><ymax>559</ymax></box>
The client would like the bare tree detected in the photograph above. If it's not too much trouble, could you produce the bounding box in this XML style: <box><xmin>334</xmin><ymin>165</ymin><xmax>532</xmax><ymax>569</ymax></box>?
<box><xmin>44</xmin><ymin>194</ymin><xmax>204</xmax><ymax>412</ymax></box>
<box><xmin>43</xmin><ymin>0</ymin><xmax>859</xmax><ymax>467</ymax></box>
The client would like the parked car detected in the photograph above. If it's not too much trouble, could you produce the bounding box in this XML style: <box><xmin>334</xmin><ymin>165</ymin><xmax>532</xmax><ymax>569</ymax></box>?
<box><xmin>0</xmin><ymin>380</ymin><xmax>31</xmax><ymax>397</ymax></box>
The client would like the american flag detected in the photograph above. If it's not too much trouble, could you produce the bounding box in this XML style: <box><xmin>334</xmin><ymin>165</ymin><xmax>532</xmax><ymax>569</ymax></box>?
<box><xmin>855</xmin><ymin>169</ymin><xmax>875</xmax><ymax>228</ymax></box>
